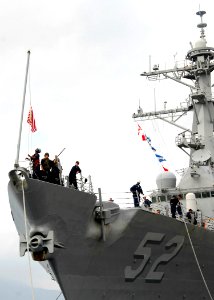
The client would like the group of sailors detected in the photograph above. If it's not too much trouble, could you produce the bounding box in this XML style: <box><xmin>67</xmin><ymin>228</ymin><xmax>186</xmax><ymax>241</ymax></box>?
<box><xmin>130</xmin><ymin>181</ymin><xmax>151</xmax><ymax>208</ymax></box>
<box><xmin>27</xmin><ymin>148</ymin><xmax>62</xmax><ymax>184</ymax></box>
<box><xmin>130</xmin><ymin>181</ymin><xmax>202</xmax><ymax>226</ymax></box>
<box><xmin>27</xmin><ymin>153</ymin><xmax>206</xmax><ymax>223</ymax></box>
<box><xmin>27</xmin><ymin>148</ymin><xmax>81</xmax><ymax>189</ymax></box>
<box><xmin>169</xmin><ymin>194</ymin><xmax>202</xmax><ymax>225</ymax></box>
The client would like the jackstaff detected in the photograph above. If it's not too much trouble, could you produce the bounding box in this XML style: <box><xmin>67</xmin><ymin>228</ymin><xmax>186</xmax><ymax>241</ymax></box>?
<box><xmin>15</xmin><ymin>50</ymin><xmax>31</xmax><ymax>168</ymax></box>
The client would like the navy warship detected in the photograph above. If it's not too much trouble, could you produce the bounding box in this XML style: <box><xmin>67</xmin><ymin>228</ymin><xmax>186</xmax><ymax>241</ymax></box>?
<box><xmin>8</xmin><ymin>10</ymin><xmax>214</xmax><ymax>300</ymax></box>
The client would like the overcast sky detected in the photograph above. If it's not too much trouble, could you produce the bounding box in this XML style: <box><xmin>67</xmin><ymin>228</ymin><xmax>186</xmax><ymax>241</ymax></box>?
<box><xmin>1</xmin><ymin>0</ymin><xmax>214</xmax><ymax>296</ymax></box>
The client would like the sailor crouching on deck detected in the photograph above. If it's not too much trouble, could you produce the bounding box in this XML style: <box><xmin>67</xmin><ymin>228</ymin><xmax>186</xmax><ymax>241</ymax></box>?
<box><xmin>143</xmin><ymin>196</ymin><xmax>152</xmax><ymax>209</ymax></box>
<box><xmin>69</xmin><ymin>161</ymin><xmax>81</xmax><ymax>189</ymax></box>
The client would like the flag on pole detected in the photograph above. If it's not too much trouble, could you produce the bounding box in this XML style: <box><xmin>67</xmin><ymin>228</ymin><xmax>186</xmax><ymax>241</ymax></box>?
<box><xmin>27</xmin><ymin>106</ymin><xmax>37</xmax><ymax>132</ymax></box>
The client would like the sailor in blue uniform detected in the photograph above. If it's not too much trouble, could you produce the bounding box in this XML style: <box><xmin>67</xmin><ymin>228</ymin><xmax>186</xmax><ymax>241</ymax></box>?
<box><xmin>130</xmin><ymin>182</ymin><xmax>143</xmax><ymax>207</ymax></box>
<box><xmin>69</xmin><ymin>161</ymin><xmax>81</xmax><ymax>189</ymax></box>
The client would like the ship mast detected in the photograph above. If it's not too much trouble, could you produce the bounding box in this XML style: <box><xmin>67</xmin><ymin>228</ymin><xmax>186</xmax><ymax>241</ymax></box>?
<box><xmin>133</xmin><ymin>11</ymin><xmax>214</xmax><ymax>189</ymax></box>
<box><xmin>15</xmin><ymin>51</ymin><xmax>31</xmax><ymax>168</ymax></box>
<box><xmin>134</xmin><ymin>11</ymin><xmax>214</xmax><ymax>171</ymax></box>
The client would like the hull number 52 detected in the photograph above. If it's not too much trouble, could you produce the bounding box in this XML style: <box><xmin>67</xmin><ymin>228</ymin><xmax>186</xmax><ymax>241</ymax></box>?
<box><xmin>124</xmin><ymin>232</ymin><xmax>184</xmax><ymax>282</ymax></box>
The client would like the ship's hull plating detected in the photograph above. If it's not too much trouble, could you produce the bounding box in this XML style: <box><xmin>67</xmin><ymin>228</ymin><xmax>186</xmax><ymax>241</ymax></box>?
<box><xmin>8</xmin><ymin>169</ymin><xmax>214</xmax><ymax>300</ymax></box>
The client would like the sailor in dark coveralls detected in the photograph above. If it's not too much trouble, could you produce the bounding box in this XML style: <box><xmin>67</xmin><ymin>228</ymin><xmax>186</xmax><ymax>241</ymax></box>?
<box><xmin>28</xmin><ymin>148</ymin><xmax>41</xmax><ymax>179</ymax></box>
<box><xmin>51</xmin><ymin>157</ymin><xmax>61</xmax><ymax>185</ymax></box>
<box><xmin>69</xmin><ymin>161</ymin><xmax>81</xmax><ymax>189</ymax></box>
<box><xmin>130</xmin><ymin>182</ymin><xmax>143</xmax><ymax>207</ymax></box>
<box><xmin>41</xmin><ymin>152</ymin><xmax>53</xmax><ymax>182</ymax></box>
<box><xmin>170</xmin><ymin>195</ymin><xmax>179</xmax><ymax>218</ymax></box>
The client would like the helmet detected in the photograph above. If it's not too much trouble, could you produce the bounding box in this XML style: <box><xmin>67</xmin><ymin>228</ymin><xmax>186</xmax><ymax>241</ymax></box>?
<box><xmin>35</xmin><ymin>148</ymin><xmax>41</xmax><ymax>153</ymax></box>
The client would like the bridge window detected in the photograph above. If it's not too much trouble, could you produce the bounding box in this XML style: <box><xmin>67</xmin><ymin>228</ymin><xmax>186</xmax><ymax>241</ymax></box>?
<box><xmin>152</xmin><ymin>196</ymin><xmax>157</xmax><ymax>203</ymax></box>
<box><xmin>158</xmin><ymin>195</ymin><xmax>166</xmax><ymax>202</ymax></box>
<box><xmin>211</xmin><ymin>191</ymin><xmax>214</xmax><ymax>197</ymax></box>
<box><xmin>195</xmin><ymin>192</ymin><xmax>201</xmax><ymax>198</ymax></box>
<box><xmin>202</xmin><ymin>191</ymin><xmax>210</xmax><ymax>198</ymax></box>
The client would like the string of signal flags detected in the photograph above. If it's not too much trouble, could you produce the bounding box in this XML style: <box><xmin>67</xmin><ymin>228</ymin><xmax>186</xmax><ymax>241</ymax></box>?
<box><xmin>137</xmin><ymin>124</ymin><xmax>169</xmax><ymax>172</ymax></box>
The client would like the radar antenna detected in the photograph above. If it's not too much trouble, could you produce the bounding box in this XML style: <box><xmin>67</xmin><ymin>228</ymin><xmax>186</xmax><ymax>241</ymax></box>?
<box><xmin>196</xmin><ymin>10</ymin><xmax>207</xmax><ymax>39</ymax></box>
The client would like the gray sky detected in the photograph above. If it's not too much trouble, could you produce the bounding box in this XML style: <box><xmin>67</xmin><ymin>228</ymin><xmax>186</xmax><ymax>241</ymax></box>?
<box><xmin>1</xmin><ymin>0</ymin><xmax>214</xmax><ymax>294</ymax></box>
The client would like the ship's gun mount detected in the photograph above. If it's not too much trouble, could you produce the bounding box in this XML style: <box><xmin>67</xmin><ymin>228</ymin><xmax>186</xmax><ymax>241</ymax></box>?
<box><xmin>94</xmin><ymin>201</ymin><xmax>120</xmax><ymax>225</ymax></box>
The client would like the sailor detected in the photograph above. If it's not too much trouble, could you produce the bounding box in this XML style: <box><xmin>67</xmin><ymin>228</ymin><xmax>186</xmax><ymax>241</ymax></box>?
<box><xmin>27</xmin><ymin>148</ymin><xmax>41</xmax><ymax>179</ymax></box>
<box><xmin>143</xmin><ymin>196</ymin><xmax>152</xmax><ymax>208</ymax></box>
<box><xmin>170</xmin><ymin>195</ymin><xmax>178</xmax><ymax>218</ymax></box>
<box><xmin>41</xmin><ymin>152</ymin><xmax>53</xmax><ymax>182</ymax></box>
<box><xmin>130</xmin><ymin>181</ymin><xmax>143</xmax><ymax>207</ymax></box>
<box><xmin>51</xmin><ymin>156</ymin><xmax>61</xmax><ymax>185</ymax></box>
<box><xmin>57</xmin><ymin>156</ymin><xmax>63</xmax><ymax>184</ymax></box>
<box><xmin>69</xmin><ymin>161</ymin><xmax>81</xmax><ymax>189</ymax></box>
<box><xmin>186</xmin><ymin>209</ymin><xmax>197</xmax><ymax>225</ymax></box>
<box><xmin>176</xmin><ymin>194</ymin><xmax>183</xmax><ymax>218</ymax></box>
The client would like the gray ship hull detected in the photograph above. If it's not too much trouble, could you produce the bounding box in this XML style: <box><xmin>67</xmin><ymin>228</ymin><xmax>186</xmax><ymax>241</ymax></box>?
<box><xmin>8</xmin><ymin>168</ymin><xmax>214</xmax><ymax>299</ymax></box>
